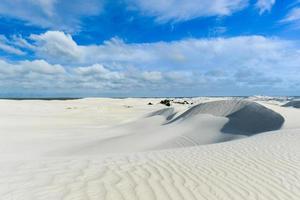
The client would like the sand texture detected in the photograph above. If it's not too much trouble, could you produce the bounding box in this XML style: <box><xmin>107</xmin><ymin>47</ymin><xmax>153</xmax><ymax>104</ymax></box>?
<box><xmin>0</xmin><ymin>97</ymin><xmax>299</xmax><ymax>199</ymax></box>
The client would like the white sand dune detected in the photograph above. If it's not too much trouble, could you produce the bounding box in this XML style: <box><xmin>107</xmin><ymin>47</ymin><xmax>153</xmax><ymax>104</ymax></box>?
<box><xmin>0</xmin><ymin>97</ymin><xmax>299</xmax><ymax>199</ymax></box>
<box><xmin>168</xmin><ymin>100</ymin><xmax>284</xmax><ymax>135</ymax></box>
<box><xmin>57</xmin><ymin>100</ymin><xmax>284</xmax><ymax>155</ymax></box>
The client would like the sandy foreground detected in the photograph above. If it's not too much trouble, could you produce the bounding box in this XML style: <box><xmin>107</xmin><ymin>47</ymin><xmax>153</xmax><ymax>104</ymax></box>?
<box><xmin>0</xmin><ymin>97</ymin><xmax>299</xmax><ymax>199</ymax></box>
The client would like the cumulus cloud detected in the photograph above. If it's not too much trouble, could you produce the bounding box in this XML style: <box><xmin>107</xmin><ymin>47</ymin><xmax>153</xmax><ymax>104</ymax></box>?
<box><xmin>28</xmin><ymin>31</ymin><xmax>300</xmax><ymax>75</ymax></box>
<box><xmin>0</xmin><ymin>0</ymin><xmax>103</xmax><ymax>31</ymax></box>
<box><xmin>256</xmin><ymin>0</ymin><xmax>276</xmax><ymax>14</ymax></box>
<box><xmin>127</xmin><ymin>0</ymin><xmax>248</xmax><ymax>22</ymax></box>
<box><xmin>0</xmin><ymin>59</ymin><xmax>198</xmax><ymax>95</ymax></box>
<box><xmin>2</xmin><ymin>31</ymin><xmax>300</xmax><ymax>96</ymax></box>
<box><xmin>30</xmin><ymin>31</ymin><xmax>82</xmax><ymax>64</ymax></box>
<box><xmin>20</xmin><ymin>60</ymin><xmax>66</xmax><ymax>74</ymax></box>
<box><xmin>74</xmin><ymin>64</ymin><xmax>124</xmax><ymax>81</ymax></box>
<box><xmin>0</xmin><ymin>59</ymin><xmax>65</xmax><ymax>76</ymax></box>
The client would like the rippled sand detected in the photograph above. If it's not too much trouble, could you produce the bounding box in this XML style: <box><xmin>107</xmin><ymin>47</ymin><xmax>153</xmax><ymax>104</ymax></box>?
<box><xmin>0</xmin><ymin>97</ymin><xmax>299</xmax><ymax>199</ymax></box>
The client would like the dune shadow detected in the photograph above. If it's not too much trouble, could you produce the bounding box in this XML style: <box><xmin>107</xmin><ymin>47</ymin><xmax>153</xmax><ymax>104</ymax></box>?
<box><xmin>221</xmin><ymin>103</ymin><xmax>285</xmax><ymax>136</ymax></box>
<box><xmin>165</xmin><ymin>100</ymin><xmax>285</xmax><ymax>136</ymax></box>
<box><xmin>147</xmin><ymin>107</ymin><xmax>176</xmax><ymax>120</ymax></box>
<box><xmin>282</xmin><ymin>101</ymin><xmax>300</xmax><ymax>108</ymax></box>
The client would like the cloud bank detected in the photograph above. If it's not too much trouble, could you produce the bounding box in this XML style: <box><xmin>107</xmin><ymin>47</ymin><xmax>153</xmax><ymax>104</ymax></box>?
<box><xmin>0</xmin><ymin>31</ymin><xmax>300</xmax><ymax>96</ymax></box>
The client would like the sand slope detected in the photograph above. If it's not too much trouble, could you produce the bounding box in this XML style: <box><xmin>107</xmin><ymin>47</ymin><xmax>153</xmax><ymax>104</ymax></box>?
<box><xmin>0</xmin><ymin>130</ymin><xmax>300</xmax><ymax>200</ymax></box>
<box><xmin>0</xmin><ymin>97</ymin><xmax>299</xmax><ymax>199</ymax></box>
<box><xmin>169</xmin><ymin>100</ymin><xmax>284</xmax><ymax>135</ymax></box>
<box><xmin>59</xmin><ymin>100</ymin><xmax>284</xmax><ymax>155</ymax></box>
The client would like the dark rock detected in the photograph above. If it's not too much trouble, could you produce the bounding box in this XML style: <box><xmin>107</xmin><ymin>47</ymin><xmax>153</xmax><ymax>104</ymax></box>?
<box><xmin>160</xmin><ymin>99</ymin><xmax>171</xmax><ymax>106</ymax></box>
<box><xmin>173</xmin><ymin>100</ymin><xmax>189</xmax><ymax>105</ymax></box>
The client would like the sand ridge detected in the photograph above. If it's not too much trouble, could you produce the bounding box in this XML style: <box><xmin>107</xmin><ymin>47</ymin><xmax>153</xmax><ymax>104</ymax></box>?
<box><xmin>168</xmin><ymin>100</ymin><xmax>284</xmax><ymax>135</ymax></box>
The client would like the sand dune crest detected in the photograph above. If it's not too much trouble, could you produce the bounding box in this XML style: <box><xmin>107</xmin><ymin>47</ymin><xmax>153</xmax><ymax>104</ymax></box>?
<box><xmin>169</xmin><ymin>100</ymin><xmax>284</xmax><ymax>135</ymax></box>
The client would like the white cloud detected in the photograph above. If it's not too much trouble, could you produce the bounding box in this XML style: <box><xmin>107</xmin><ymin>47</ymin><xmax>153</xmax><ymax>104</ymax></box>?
<box><xmin>142</xmin><ymin>71</ymin><xmax>163</xmax><ymax>82</ymax></box>
<box><xmin>0</xmin><ymin>57</ymin><xmax>297</xmax><ymax>96</ymax></box>
<box><xmin>29</xmin><ymin>0</ymin><xmax>56</xmax><ymax>16</ymax></box>
<box><xmin>0</xmin><ymin>59</ymin><xmax>194</xmax><ymax>94</ymax></box>
<box><xmin>0</xmin><ymin>0</ymin><xmax>273</xmax><ymax>31</ymax></box>
<box><xmin>0</xmin><ymin>42</ymin><xmax>25</xmax><ymax>55</ymax></box>
<box><xmin>279</xmin><ymin>7</ymin><xmax>300</xmax><ymax>30</ymax></box>
<box><xmin>30</xmin><ymin>31</ymin><xmax>82</xmax><ymax>64</ymax></box>
<box><xmin>11</xmin><ymin>35</ymin><xmax>35</xmax><ymax>50</ymax></box>
<box><xmin>0</xmin><ymin>59</ymin><xmax>65</xmax><ymax>75</ymax></box>
<box><xmin>20</xmin><ymin>60</ymin><xmax>66</xmax><ymax>74</ymax></box>
<box><xmin>74</xmin><ymin>64</ymin><xmax>109</xmax><ymax>76</ymax></box>
<box><xmin>0</xmin><ymin>35</ymin><xmax>25</xmax><ymax>55</ymax></box>
<box><xmin>74</xmin><ymin>64</ymin><xmax>124</xmax><ymax>80</ymax></box>
<box><xmin>281</xmin><ymin>7</ymin><xmax>300</xmax><ymax>23</ymax></box>
<box><xmin>0</xmin><ymin>0</ymin><xmax>103</xmax><ymax>31</ymax></box>
<box><xmin>29</xmin><ymin>31</ymin><xmax>300</xmax><ymax>76</ymax></box>
<box><xmin>256</xmin><ymin>0</ymin><xmax>276</xmax><ymax>14</ymax></box>
<box><xmin>127</xmin><ymin>0</ymin><xmax>248</xmax><ymax>22</ymax></box>
<box><xmin>2</xmin><ymin>31</ymin><xmax>300</xmax><ymax>95</ymax></box>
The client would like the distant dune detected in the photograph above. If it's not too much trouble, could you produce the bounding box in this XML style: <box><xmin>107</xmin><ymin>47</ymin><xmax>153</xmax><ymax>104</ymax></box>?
<box><xmin>283</xmin><ymin>100</ymin><xmax>300</xmax><ymax>108</ymax></box>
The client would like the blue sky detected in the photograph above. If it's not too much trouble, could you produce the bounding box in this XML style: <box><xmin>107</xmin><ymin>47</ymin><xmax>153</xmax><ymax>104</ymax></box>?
<box><xmin>0</xmin><ymin>0</ymin><xmax>300</xmax><ymax>97</ymax></box>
